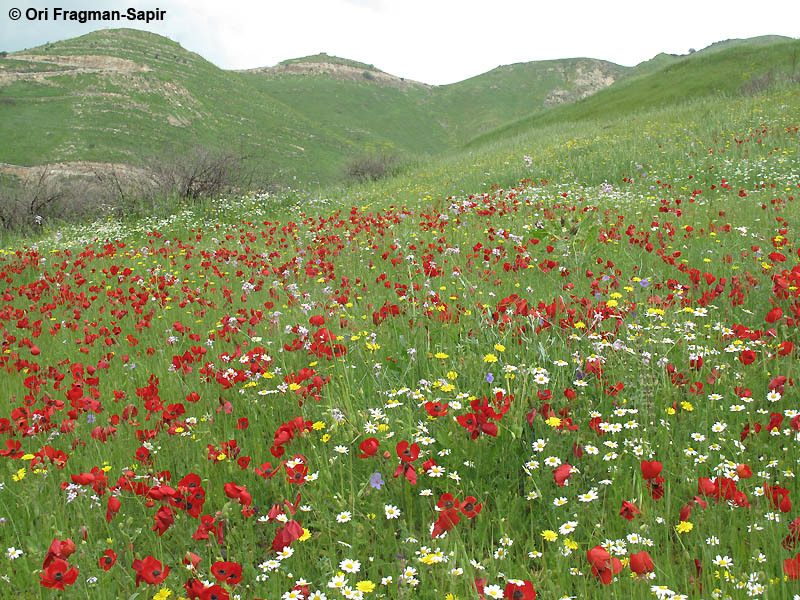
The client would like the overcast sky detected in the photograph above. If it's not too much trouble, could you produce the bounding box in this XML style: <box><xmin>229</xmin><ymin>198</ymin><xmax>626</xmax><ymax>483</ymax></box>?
<box><xmin>2</xmin><ymin>0</ymin><xmax>798</xmax><ymax>84</ymax></box>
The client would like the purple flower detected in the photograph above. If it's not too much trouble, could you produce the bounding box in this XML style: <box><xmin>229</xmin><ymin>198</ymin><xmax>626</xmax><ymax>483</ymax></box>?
<box><xmin>370</xmin><ymin>472</ymin><xmax>384</xmax><ymax>490</ymax></box>
<box><xmin>486</xmin><ymin>372</ymin><xmax>494</xmax><ymax>384</ymax></box>
<box><xmin>87</xmin><ymin>414</ymin><xmax>95</xmax><ymax>424</ymax></box>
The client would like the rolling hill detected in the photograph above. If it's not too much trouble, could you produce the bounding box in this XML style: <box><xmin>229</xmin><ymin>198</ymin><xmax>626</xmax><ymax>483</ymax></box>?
<box><xmin>0</xmin><ymin>29</ymin><xmax>795</xmax><ymax>185</ymax></box>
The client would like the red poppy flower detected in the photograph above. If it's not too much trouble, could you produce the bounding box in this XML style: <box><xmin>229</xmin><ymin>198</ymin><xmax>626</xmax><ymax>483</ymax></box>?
<box><xmin>503</xmin><ymin>579</ymin><xmax>536</xmax><ymax>599</ymax></box>
<box><xmin>396</xmin><ymin>440</ymin><xmax>420</xmax><ymax>462</ymax></box>
<box><xmin>629</xmin><ymin>551</ymin><xmax>655</xmax><ymax>575</ymax></box>
<box><xmin>766</xmin><ymin>306</ymin><xmax>783</xmax><ymax>323</ymax></box>
<box><xmin>619</xmin><ymin>500</ymin><xmax>639</xmax><ymax>521</ymax></box>
<box><xmin>785</xmin><ymin>552</ymin><xmax>800</xmax><ymax>579</ymax></box>
<box><xmin>587</xmin><ymin>545</ymin><xmax>623</xmax><ymax>585</ymax></box>
<box><xmin>152</xmin><ymin>505</ymin><xmax>175</xmax><ymax>536</ymax></box>
<box><xmin>432</xmin><ymin>509</ymin><xmax>460</xmax><ymax>538</ymax></box>
<box><xmin>646</xmin><ymin>475</ymin><xmax>665</xmax><ymax>500</ymax></box>
<box><xmin>133</xmin><ymin>555</ymin><xmax>169</xmax><ymax>586</ymax></box>
<box><xmin>270</xmin><ymin>520</ymin><xmax>304</xmax><ymax>552</ymax></box>
<box><xmin>461</xmin><ymin>496</ymin><xmax>482</xmax><ymax>518</ymax></box>
<box><xmin>553</xmin><ymin>463</ymin><xmax>572</xmax><ymax>487</ymax></box>
<box><xmin>640</xmin><ymin>460</ymin><xmax>662</xmax><ymax>480</ymax></box>
<box><xmin>255</xmin><ymin>461</ymin><xmax>282</xmax><ymax>478</ymax></box>
<box><xmin>43</xmin><ymin>538</ymin><xmax>75</xmax><ymax>568</ymax></box>
<box><xmin>211</xmin><ymin>561</ymin><xmax>243</xmax><ymax>585</ymax></box>
<box><xmin>357</xmin><ymin>437</ymin><xmax>379</xmax><ymax>458</ymax></box>
<box><xmin>99</xmin><ymin>549</ymin><xmax>117</xmax><ymax>571</ymax></box>
<box><xmin>736</xmin><ymin>463</ymin><xmax>753</xmax><ymax>479</ymax></box>
<box><xmin>106</xmin><ymin>495</ymin><xmax>121</xmax><ymax>522</ymax></box>
<box><xmin>40</xmin><ymin>557</ymin><xmax>78</xmax><ymax>590</ymax></box>
<box><xmin>184</xmin><ymin>552</ymin><xmax>202</xmax><ymax>569</ymax></box>
<box><xmin>764</xmin><ymin>483</ymin><xmax>792</xmax><ymax>512</ymax></box>
<box><xmin>425</xmin><ymin>401</ymin><xmax>449</xmax><ymax>417</ymax></box>
<box><xmin>200</xmin><ymin>584</ymin><xmax>230</xmax><ymax>600</ymax></box>
<box><xmin>739</xmin><ymin>349</ymin><xmax>756</xmax><ymax>365</ymax></box>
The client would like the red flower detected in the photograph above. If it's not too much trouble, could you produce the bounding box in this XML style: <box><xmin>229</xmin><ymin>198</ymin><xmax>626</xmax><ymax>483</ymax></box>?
<box><xmin>152</xmin><ymin>505</ymin><xmax>175</xmax><ymax>536</ymax></box>
<box><xmin>766</xmin><ymin>306</ymin><xmax>783</xmax><ymax>323</ymax></box>
<box><xmin>629</xmin><ymin>551</ymin><xmax>655</xmax><ymax>575</ymax></box>
<box><xmin>99</xmin><ymin>549</ymin><xmax>117</xmax><ymax>571</ymax></box>
<box><xmin>211</xmin><ymin>561</ymin><xmax>243</xmax><ymax>585</ymax></box>
<box><xmin>764</xmin><ymin>483</ymin><xmax>792</xmax><ymax>513</ymax></box>
<box><xmin>503</xmin><ymin>579</ymin><xmax>536</xmax><ymax>599</ymax></box>
<box><xmin>645</xmin><ymin>475</ymin><xmax>665</xmax><ymax>500</ymax></box>
<box><xmin>396</xmin><ymin>440</ymin><xmax>420</xmax><ymax>463</ymax></box>
<box><xmin>587</xmin><ymin>545</ymin><xmax>623</xmax><ymax>585</ymax></box>
<box><xmin>133</xmin><ymin>555</ymin><xmax>169</xmax><ymax>586</ymax></box>
<box><xmin>785</xmin><ymin>552</ymin><xmax>800</xmax><ymax>579</ymax></box>
<box><xmin>739</xmin><ymin>349</ymin><xmax>756</xmax><ymax>365</ymax></box>
<box><xmin>106</xmin><ymin>496</ymin><xmax>121</xmax><ymax>522</ymax></box>
<box><xmin>43</xmin><ymin>538</ymin><xmax>75</xmax><ymax>568</ymax></box>
<box><xmin>640</xmin><ymin>460</ymin><xmax>662</xmax><ymax>480</ymax></box>
<box><xmin>461</xmin><ymin>496</ymin><xmax>482</xmax><ymax>518</ymax></box>
<box><xmin>270</xmin><ymin>520</ymin><xmax>304</xmax><ymax>552</ymax></box>
<box><xmin>553</xmin><ymin>463</ymin><xmax>572</xmax><ymax>487</ymax></box>
<box><xmin>357</xmin><ymin>437</ymin><xmax>379</xmax><ymax>458</ymax></box>
<box><xmin>736</xmin><ymin>463</ymin><xmax>753</xmax><ymax>479</ymax></box>
<box><xmin>40</xmin><ymin>557</ymin><xmax>78</xmax><ymax>590</ymax></box>
<box><xmin>425</xmin><ymin>401</ymin><xmax>449</xmax><ymax>417</ymax></box>
<box><xmin>619</xmin><ymin>500</ymin><xmax>639</xmax><ymax>521</ymax></box>
<box><xmin>200</xmin><ymin>585</ymin><xmax>230</xmax><ymax>600</ymax></box>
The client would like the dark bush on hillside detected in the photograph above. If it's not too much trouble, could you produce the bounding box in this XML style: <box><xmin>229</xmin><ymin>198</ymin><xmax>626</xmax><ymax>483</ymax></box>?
<box><xmin>345</xmin><ymin>153</ymin><xmax>401</xmax><ymax>182</ymax></box>
<box><xmin>146</xmin><ymin>149</ymin><xmax>244</xmax><ymax>200</ymax></box>
<box><xmin>93</xmin><ymin>149</ymin><xmax>246</xmax><ymax>208</ymax></box>
<box><xmin>0</xmin><ymin>169</ymin><xmax>97</xmax><ymax>230</ymax></box>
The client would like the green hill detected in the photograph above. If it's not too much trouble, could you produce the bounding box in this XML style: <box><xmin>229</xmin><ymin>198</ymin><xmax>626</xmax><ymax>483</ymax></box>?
<box><xmin>467</xmin><ymin>37</ymin><xmax>800</xmax><ymax>147</ymax></box>
<box><xmin>0</xmin><ymin>29</ymin><xmax>796</xmax><ymax>186</ymax></box>
<box><xmin>0</xmin><ymin>29</ymin><xmax>358</xmax><ymax>183</ymax></box>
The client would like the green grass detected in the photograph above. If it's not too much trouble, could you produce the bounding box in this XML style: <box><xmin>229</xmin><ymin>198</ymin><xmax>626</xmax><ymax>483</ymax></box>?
<box><xmin>0</xmin><ymin>81</ymin><xmax>798</xmax><ymax>599</ymax></box>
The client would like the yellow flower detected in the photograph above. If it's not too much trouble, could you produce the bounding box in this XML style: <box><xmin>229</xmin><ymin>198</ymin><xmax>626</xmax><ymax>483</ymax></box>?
<box><xmin>574</xmin><ymin>321</ymin><xmax>586</xmax><ymax>329</ymax></box>
<box><xmin>446</xmin><ymin>371</ymin><xmax>458</xmax><ymax>380</ymax></box>
<box><xmin>680</xmin><ymin>401</ymin><xmax>694</xmax><ymax>412</ymax></box>
<box><xmin>152</xmin><ymin>589</ymin><xmax>172</xmax><ymax>600</ymax></box>
<box><xmin>494</xmin><ymin>343</ymin><xmax>505</xmax><ymax>352</ymax></box>
<box><xmin>356</xmin><ymin>580</ymin><xmax>376</xmax><ymax>593</ymax></box>
<box><xmin>545</xmin><ymin>416</ymin><xmax>562</xmax><ymax>428</ymax></box>
<box><xmin>563</xmin><ymin>538</ymin><xmax>578</xmax><ymax>550</ymax></box>
<box><xmin>483</xmin><ymin>353</ymin><xmax>498</xmax><ymax>363</ymax></box>
<box><xmin>445</xmin><ymin>594</ymin><xmax>458</xmax><ymax>600</ymax></box>
<box><xmin>298</xmin><ymin>528</ymin><xmax>311</xmax><ymax>541</ymax></box>
<box><xmin>434</xmin><ymin>352</ymin><xmax>449</xmax><ymax>359</ymax></box>
<box><xmin>312</xmin><ymin>421</ymin><xmax>326</xmax><ymax>430</ymax></box>
<box><xmin>541</xmin><ymin>529</ymin><xmax>558</xmax><ymax>541</ymax></box>
<box><xmin>675</xmin><ymin>521</ymin><xmax>693</xmax><ymax>534</ymax></box>
<box><xmin>12</xmin><ymin>468</ymin><xmax>25</xmax><ymax>482</ymax></box>
<box><xmin>21</xmin><ymin>453</ymin><xmax>35</xmax><ymax>460</ymax></box>
<box><xmin>321</xmin><ymin>434</ymin><xmax>331</xmax><ymax>443</ymax></box>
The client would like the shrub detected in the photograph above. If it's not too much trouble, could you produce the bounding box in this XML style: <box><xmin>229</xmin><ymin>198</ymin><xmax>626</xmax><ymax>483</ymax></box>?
<box><xmin>345</xmin><ymin>153</ymin><xmax>401</xmax><ymax>183</ymax></box>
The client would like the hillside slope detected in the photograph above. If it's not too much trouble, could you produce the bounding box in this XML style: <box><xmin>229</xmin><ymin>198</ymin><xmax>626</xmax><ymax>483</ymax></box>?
<box><xmin>1</xmin><ymin>30</ymin><xmax>795</xmax><ymax>185</ymax></box>
<box><xmin>467</xmin><ymin>37</ymin><xmax>800</xmax><ymax>147</ymax></box>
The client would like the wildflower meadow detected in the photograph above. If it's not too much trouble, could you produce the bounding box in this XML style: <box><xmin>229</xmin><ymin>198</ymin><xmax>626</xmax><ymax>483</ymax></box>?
<box><xmin>1</xmin><ymin>86</ymin><xmax>800</xmax><ymax>600</ymax></box>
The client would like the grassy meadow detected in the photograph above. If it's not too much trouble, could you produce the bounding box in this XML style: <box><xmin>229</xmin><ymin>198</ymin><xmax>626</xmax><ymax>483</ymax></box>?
<box><xmin>1</xmin><ymin>37</ymin><xmax>800</xmax><ymax>600</ymax></box>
